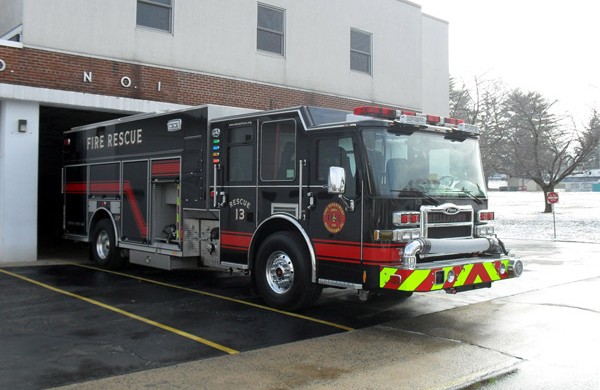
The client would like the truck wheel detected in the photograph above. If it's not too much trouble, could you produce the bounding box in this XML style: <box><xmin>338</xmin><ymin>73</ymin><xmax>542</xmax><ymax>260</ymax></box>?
<box><xmin>255</xmin><ymin>232</ymin><xmax>322</xmax><ymax>311</ymax></box>
<box><xmin>90</xmin><ymin>219</ymin><xmax>124</xmax><ymax>269</ymax></box>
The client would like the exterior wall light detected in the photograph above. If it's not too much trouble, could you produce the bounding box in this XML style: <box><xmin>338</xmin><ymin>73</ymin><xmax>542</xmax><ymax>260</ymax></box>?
<box><xmin>18</xmin><ymin>119</ymin><xmax>28</xmax><ymax>133</ymax></box>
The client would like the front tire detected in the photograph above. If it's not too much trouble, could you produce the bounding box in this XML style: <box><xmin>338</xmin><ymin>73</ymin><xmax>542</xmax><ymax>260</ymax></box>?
<box><xmin>255</xmin><ymin>232</ymin><xmax>322</xmax><ymax>311</ymax></box>
<box><xmin>90</xmin><ymin>219</ymin><xmax>124</xmax><ymax>269</ymax></box>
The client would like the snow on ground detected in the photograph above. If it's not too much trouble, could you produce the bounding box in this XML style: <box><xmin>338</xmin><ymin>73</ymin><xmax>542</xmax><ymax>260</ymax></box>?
<box><xmin>489</xmin><ymin>191</ymin><xmax>600</xmax><ymax>243</ymax></box>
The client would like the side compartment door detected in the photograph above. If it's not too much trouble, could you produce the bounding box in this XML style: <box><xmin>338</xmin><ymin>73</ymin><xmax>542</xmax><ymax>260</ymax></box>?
<box><xmin>307</xmin><ymin>134</ymin><xmax>364</xmax><ymax>285</ymax></box>
<box><xmin>64</xmin><ymin>165</ymin><xmax>88</xmax><ymax>236</ymax></box>
<box><xmin>213</xmin><ymin>121</ymin><xmax>258</xmax><ymax>265</ymax></box>
<box><xmin>122</xmin><ymin>161</ymin><xmax>149</xmax><ymax>243</ymax></box>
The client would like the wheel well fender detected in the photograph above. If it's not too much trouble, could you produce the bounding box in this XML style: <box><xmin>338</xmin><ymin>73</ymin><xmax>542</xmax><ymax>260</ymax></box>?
<box><xmin>249</xmin><ymin>215</ymin><xmax>316</xmax><ymax>283</ymax></box>
<box><xmin>88</xmin><ymin>208</ymin><xmax>119</xmax><ymax>243</ymax></box>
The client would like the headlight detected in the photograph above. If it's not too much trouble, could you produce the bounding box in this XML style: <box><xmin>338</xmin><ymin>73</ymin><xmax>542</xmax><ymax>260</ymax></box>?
<box><xmin>475</xmin><ymin>225</ymin><xmax>495</xmax><ymax>237</ymax></box>
<box><xmin>393</xmin><ymin>228</ymin><xmax>421</xmax><ymax>242</ymax></box>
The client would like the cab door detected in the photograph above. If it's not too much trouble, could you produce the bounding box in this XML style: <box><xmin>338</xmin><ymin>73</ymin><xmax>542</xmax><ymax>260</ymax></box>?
<box><xmin>256</xmin><ymin>118</ymin><xmax>302</xmax><ymax>224</ymax></box>
<box><xmin>214</xmin><ymin>121</ymin><xmax>258</xmax><ymax>266</ymax></box>
<box><xmin>307</xmin><ymin>133</ymin><xmax>364</xmax><ymax>285</ymax></box>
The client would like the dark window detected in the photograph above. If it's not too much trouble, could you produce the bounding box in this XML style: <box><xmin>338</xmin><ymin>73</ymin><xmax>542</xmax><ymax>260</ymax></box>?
<box><xmin>137</xmin><ymin>0</ymin><xmax>172</xmax><ymax>33</ymax></box>
<box><xmin>317</xmin><ymin>137</ymin><xmax>357</xmax><ymax>196</ymax></box>
<box><xmin>351</xmin><ymin>29</ymin><xmax>372</xmax><ymax>74</ymax></box>
<box><xmin>257</xmin><ymin>4</ymin><xmax>285</xmax><ymax>55</ymax></box>
<box><xmin>261</xmin><ymin>120</ymin><xmax>296</xmax><ymax>181</ymax></box>
<box><xmin>228</xmin><ymin>126</ymin><xmax>254</xmax><ymax>184</ymax></box>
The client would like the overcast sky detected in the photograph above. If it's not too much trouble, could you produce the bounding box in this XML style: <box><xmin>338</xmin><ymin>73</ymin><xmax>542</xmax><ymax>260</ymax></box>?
<box><xmin>417</xmin><ymin>0</ymin><xmax>600</xmax><ymax>126</ymax></box>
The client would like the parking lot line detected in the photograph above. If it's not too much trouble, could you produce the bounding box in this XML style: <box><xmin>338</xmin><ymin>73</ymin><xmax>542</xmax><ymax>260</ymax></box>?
<box><xmin>73</xmin><ymin>263</ymin><xmax>355</xmax><ymax>332</ymax></box>
<box><xmin>0</xmin><ymin>268</ymin><xmax>239</xmax><ymax>355</ymax></box>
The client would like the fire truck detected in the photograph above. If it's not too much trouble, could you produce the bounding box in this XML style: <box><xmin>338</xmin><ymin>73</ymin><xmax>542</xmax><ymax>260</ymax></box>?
<box><xmin>63</xmin><ymin>104</ymin><xmax>523</xmax><ymax>310</ymax></box>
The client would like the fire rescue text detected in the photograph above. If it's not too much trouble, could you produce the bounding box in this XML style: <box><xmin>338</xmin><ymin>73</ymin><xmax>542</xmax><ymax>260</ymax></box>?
<box><xmin>86</xmin><ymin>129</ymin><xmax>143</xmax><ymax>150</ymax></box>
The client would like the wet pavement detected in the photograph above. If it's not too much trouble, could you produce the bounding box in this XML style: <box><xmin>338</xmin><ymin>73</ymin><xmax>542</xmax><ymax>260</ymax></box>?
<box><xmin>1</xmin><ymin>239</ymin><xmax>599</xmax><ymax>389</ymax></box>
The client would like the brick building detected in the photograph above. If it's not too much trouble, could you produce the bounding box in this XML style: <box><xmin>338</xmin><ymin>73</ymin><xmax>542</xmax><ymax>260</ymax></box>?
<box><xmin>0</xmin><ymin>0</ymin><xmax>449</xmax><ymax>262</ymax></box>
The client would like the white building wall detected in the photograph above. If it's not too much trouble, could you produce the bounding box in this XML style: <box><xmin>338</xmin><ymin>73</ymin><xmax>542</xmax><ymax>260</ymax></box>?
<box><xmin>421</xmin><ymin>14</ymin><xmax>449</xmax><ymax>117</ymax></box>
<box><xmin>18</xmin><ymin>0</ymin><xmax>448</xmax><ymax>113</ymax></box>
<box><xmin>0</xmin><ymin>99</ymin><xmax>39</xmax><ymax>262</ymax></box>
<box><xmin>0</xmin><ymin>0</ymin><xmax>23</xmax><ymax>36</ymax></box>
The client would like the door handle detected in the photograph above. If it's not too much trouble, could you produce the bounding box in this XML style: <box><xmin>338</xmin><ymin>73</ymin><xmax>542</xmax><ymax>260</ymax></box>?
<box><xmin>307</xmin><ymin>192</ymin><xmax>315</xmax><ymax>210</ymax></box>
<box><xmin>218</xmin><ymin>191</ymin><xmax>227</xmax><ymax>207</ymax></box>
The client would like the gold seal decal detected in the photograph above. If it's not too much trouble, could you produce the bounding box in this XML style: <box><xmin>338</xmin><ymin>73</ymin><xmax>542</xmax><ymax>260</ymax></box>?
<box><xmin>323</xmin><ymin>202</ymin><xmax>346</xmax><ymax>234</ymax></box>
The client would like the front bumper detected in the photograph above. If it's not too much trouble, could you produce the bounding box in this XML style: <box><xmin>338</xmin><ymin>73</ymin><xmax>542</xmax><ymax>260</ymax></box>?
<box><xmin>380</xmin><ymin>258</ymin><xmax>523</xmax><ymax>292</ymax></box>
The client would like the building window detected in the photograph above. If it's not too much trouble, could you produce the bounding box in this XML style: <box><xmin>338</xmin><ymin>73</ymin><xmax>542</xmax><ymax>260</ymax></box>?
<box><xmin>137</xmin><ymin>0</ymin><xmax>173</xmax><ymax>33</ymax></box>
<box><xmin>350</xmin><ymin>29</ymin><xmax>372</xmax><ymax>75</ymax></box>
<box><xmin>257</xmin><ymin>4</ymin><xmax>285</xmax><ymax>55</ymax></box>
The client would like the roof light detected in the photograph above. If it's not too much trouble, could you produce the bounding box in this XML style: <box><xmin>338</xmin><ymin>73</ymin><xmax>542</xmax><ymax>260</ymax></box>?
<box><xmin>397</xmin><ymin>114</ymin><xmax>426</xmax><ymax>126</ymax></box>
<box><xmin>353</xmin><ymin>106</ymin><xmax>427</xmax><ymax>126</ymax></box>
<box><xmin>354</xmin><ymin>106</ymin><xmax>397</xmax><ymax>119</ymax></box>
<box><xmin>458</xmin><ymin>122</ymin><xmax>480</xmax><ymax>134</ymax></box>
<box><xmin>444</xmin><ymin>117</ymin><xmax>458</xmax><ymax>126</ymax></box>
<box><xmin>426</xmin><ymin>115</ymin><xmax>441</xmax><ymax>125</ymax></box>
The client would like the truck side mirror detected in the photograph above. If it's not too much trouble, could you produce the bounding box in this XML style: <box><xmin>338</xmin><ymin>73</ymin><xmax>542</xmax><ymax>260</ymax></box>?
<box><xmin>328</xmin><ymin>166</ymin><xmax>346</xmax><ymax>194</ymax></box>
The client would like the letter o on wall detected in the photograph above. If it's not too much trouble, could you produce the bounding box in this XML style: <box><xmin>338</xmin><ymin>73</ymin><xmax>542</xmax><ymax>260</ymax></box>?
<box><xmin>120</xmin><ymin>76</ymin><xmax>132</xmax><ymax>88</ymax></box>
<box><xmin>0</xmin><ymin>59</ymin><xmax>6</xmax><ymax>72</ymax></box>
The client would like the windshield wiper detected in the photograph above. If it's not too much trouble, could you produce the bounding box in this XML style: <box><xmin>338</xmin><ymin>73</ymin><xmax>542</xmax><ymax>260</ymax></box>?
<box><xmin>391</xmin><ymin>189</ymin><xmax>441</xmax><ymax>206</ymax></box>
<box><xmin>457</xmin><ymin>188</ymin><xmax>483</xmax><ymax>205</ymax></box>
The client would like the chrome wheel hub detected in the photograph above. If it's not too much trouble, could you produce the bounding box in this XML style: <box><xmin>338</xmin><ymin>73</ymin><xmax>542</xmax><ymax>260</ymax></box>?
<box><xmin>95</xmin><ymin>230</ymin><xmax>110</xmax><ymax>260</ymax></box>
<box><xmin>265</xmin><ymin>251</ymin><xmax>294</xmax><ymax>294</ymax></box>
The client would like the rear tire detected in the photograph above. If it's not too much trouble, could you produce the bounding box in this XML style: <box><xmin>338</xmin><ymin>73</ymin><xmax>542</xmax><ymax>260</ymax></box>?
<box><xmin>255</xmin><ymin>232</ymin><xmax>322</xmax><ymax>311</ymax></box>
<box><xmin>90</xmin><ymin>219</ymin><xmax>124</xmax><ymax>269</ymax></box>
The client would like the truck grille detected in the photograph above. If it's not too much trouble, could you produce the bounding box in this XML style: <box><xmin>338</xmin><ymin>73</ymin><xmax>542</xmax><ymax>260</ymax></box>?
<box><xmin>422</xmin><ymin>204</ymin><xmax>473</xmax><ymax>239</ymax></box>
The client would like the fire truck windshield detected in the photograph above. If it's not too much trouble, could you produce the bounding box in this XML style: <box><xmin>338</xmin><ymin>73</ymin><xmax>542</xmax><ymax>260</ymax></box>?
<box><xmin>362</xmin><ymin>128</ymin><xmax>487</xmax><ymax>199</ymax></box>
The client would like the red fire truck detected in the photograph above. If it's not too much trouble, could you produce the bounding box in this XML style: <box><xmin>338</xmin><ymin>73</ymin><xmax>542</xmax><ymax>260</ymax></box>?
<box><xmin>63</xmin><ymin>104</ymin><xmax>523</xmax><ymax>310</ymax></box>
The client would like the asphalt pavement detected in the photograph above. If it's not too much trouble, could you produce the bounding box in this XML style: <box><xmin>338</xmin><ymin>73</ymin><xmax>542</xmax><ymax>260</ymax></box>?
<box><xmin>3</xmin><ymin>239</ymin><xmax>599</xmax><ymax>389</ymax></box>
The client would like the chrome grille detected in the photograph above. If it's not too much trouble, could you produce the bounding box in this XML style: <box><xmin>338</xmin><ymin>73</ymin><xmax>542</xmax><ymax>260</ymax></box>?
<box><xmin>421</xmin><ymin>204</ymin><xmax>473</xmax><ymax>239</ymax></box>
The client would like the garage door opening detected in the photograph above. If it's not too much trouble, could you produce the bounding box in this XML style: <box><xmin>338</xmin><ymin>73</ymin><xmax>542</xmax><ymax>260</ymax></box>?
<box><xmin>38</xmin><ymin>106</ymin><xmax>127</xmax><ymax>259</ymax></box>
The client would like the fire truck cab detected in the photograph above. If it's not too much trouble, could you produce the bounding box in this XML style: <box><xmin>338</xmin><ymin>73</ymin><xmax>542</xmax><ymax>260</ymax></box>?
<box><xmin>63</xmin><ymin>104</ymin><xmax>522</xmax><ymax>310</ymax></box>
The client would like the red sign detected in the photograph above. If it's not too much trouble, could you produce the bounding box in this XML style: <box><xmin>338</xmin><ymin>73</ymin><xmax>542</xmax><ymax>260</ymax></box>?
<box><xmin>547</xmin><ymin>192</ymin><xmax>559</xmax><ymax>204</ymax></box>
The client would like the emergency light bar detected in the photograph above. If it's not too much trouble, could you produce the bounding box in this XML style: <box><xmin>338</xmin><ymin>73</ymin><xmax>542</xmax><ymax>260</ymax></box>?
<box><xmin>398</xmin><ymin>113</ymin><xmax>426</xmax><ymax>126</ymax></box>
<box><xmin>458</xmin><ymin>123</ymin><xmax>480</xmax><ymax>134</ymax></box>
<box><xmin>353</xmin><ymin>105</ymin><xmax>480</xmax><ymax>134</ymax></box>
<box><xmin>353</xmin><ymin>106</ymin><xmax>396</xmax><ymax>119</ymax></box>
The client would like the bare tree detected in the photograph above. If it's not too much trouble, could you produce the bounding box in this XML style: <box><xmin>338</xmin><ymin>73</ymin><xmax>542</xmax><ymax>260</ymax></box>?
<box><xmin>449</xmin><ymin>77</ymin><xmax>510</xmax><ymax>183</ymax></box>
<box><xmin>503</xmin><ymin>91</ymin><xmax>600</xmax><ymax>212</ymax></box>
<box><xmin>450</xmin><ymin>79</ymin><xmax>600</xmax><ymax>213</ymax></box>
<box><xmin>449</xmin><ymin>77</ymin><xmax>478</xmax><ymax>122</ymax></box>
<box><xmin>475</xmin><ymin>80</ymin><xmax>511</xmax><ymax>180</ymax></box>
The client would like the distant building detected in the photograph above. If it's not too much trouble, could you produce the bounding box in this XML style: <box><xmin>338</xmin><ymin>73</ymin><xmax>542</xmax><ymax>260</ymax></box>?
<box><xmin>562</xmin><ymin>170</ymin><xmax>600</xmax><ymax>192</ymax></box>
<box><xmin>501</xmin><ymin>177</ymin><xmax>541</xmax><ymax>192</ymax></box>
<box><xmin>0</xmin><ymin>0</ymin><xmax>450</xmax><ymax>262</ymax></box>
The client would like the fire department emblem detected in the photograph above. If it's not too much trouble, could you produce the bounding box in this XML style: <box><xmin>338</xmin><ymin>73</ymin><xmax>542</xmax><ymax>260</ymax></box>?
<box><xmin>323</xmin><ymin>202</ymin><xmax>346</xmax><ymax>234</ymax></box>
